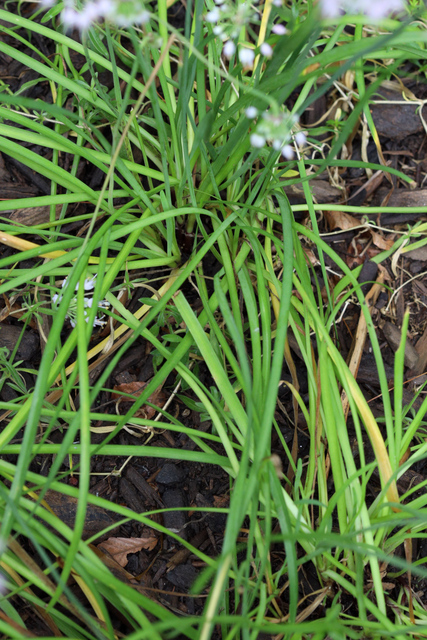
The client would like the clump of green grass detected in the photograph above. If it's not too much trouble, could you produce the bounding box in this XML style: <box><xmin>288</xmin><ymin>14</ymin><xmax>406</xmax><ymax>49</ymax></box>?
<box><xmin>1</xmin><ymin>0</ymin><xmax>427</xmax><ymax>638</ymax></box>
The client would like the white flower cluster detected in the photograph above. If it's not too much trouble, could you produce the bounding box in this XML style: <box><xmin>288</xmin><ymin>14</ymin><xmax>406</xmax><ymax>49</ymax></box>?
<box><xmin>246</xmin><ymin>108</ymin><xmax>306</xmax><ymax>160</ymax></box>
<box><xmin>53</xmin><ymin>276</ymin><xmax>109</xmax><ymax>328</ymax></box>
<box><xmin>205</xmin><ymin>0</ymin><xmax>257</xmax><ymax>41</ymax></box>
<box><xmin>43</xmin><ymin>0</ymin><xmax>150</xmax><ymax>31</ymax></box>
<box><xmin>320</xmin><ymin>0</ymin><xmax>405</xmax><ymax>18</ymax></box>
<box><xmin>206</xmin><ymin>0</ymin><xmax>278</xmax><ymax>66</ymax></box>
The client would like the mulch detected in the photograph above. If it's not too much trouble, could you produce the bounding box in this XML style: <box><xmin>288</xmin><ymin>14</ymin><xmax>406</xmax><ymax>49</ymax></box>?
<box><xmin>2</xmin><ymin>1</ymin><xmax>427</xmax><ymax>632</ymax></box>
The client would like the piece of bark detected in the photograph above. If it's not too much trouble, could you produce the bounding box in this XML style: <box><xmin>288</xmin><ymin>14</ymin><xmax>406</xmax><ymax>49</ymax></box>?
<box><xmin>403</xmin><ymin>244</ymin><xmax>427</xmax><ymax>262</ymax></box>
<box><xmin>382</xmin><ymin>322</ymin><xmax>419</xmax><ymax>369</ymax></box>
<box><xmin>119</xmin><ymin>476</ymin><xmax>147</xmax><ymax>514</ymax></box>
<box><xmin>370</xmin><ymin>88</ymin><xmax>423</xmax><ymax>140</ymax></box>
<box><xmin>5</xmin><ymin>206</ymin><xmax>61</xmax><ymax>226</ymax></box>
<box><xmin>126</xmin><ymin>466</ymin><xmax>163</xmax><ymax>507</ymax></box>
<box><xmin>408</xmin><ymin>324</ymin><xmax>427</xmax><ymax>378</ymax></box>
<box><xmin>282</xmin><ymin>179</ymin><xmax>342</xmax><ymax>204</ymax></box>
<box><xmin>39</xmin><ymin>490</ymin><xmax>121</xmax><ymax>541</ymax></box>
<box><xmin>0</xmin><ymin>324</ymin><xmax>39</xmax><ymax>361</ymax></box>
<box><xmin>166</xmin><ymin>529</ymin><xmax>208</xmax><ymax>570</ymax></box>
<box><xmin>372</xmin><ymin>188</ymin><xmax>427</xmax><ymax>210</ymax></box>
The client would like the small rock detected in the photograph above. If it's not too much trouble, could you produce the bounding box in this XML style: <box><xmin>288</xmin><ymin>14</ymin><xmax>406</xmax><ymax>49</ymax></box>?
<box><xmin>167</xmin><ymin>564</ymin><xmax>198</xmax><ymax>590</ymax></box>
<box><xmin>383</xmin><ymin>322</ymin><xmax>419</xmax><ymax>369</ymax></box>
<box><xmin>156</xmin><ymin>463</ymin><xmax>185</xmax><ymax>486</ymax></box>
<box><xmin>370</xmin><ymin>88</ymin><xmax>423</xmax><ymax>140</ymax></box>
<box><xmin>0</xmin><ymin>324</ymin><xmax>38</xmax><ymax>361</ymax></box>
<box><xmin>162</xmin><ymin>489</ymin><xmax>187</xmax><ymax>540</ymax></box>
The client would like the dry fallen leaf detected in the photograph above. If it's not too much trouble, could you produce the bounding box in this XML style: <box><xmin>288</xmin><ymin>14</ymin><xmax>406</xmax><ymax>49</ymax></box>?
<box><xmin>98</xmin><ymin>536</ymin><xmax>158</xmax><ymax>567</ymax></box>
<box><xmin>112</xmin><ymin>381</ymin><xmax>148</xmax><ymax>399</ymax></box>
<box><xmin>370</xmin><ymin>230</ymin><xmax>395</xmax><ymax>251</ymax></box>
<box><xmin>324</xmin><ymin>211</ymin><xmax>395</xmax><ymax>252</ymax></box>
<box><xmin>111</xmin><ymin>381</ymin><xmax>167</xmax><ymax>418</ymax></box>
<box><xmin>324</xmin><ymin>210</ymin><xmax>360</xmax><ymax>231</ymax></box>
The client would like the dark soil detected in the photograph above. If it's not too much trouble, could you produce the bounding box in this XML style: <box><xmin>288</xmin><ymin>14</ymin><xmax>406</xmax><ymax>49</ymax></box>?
<box><xmin>2</xmin><ymin>1</ymin><xmax>427</xmax><ymax>634</ymax></box>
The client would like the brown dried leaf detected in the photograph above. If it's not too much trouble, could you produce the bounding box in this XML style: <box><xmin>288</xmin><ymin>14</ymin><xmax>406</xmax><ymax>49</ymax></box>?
<box><xmin>98</xmin><ymin>536</ymin><xmax>158</xmax><ymax>567</ymax></box>
<box><xmin>213</xmin><ymin>495</ymin><xmax>229</xmax><ymax>508</ymax></box>
<box><xmin>112</xmin><ymin>381</ymin><xmax>148</xmax><ymax>399</ymax></box>
<box><xmin>324</xmin><ymin>210</ymin><xmax>360</xmax><ymax>231</ymax></box>
<box><xmin>111</xmin><ymin>381</ymin><xmax>167</xmax><ymax>418</ymax></box>
<box><xmin>370</xmin><ymin>230</ymin><xmax>395</xmax><ymax>251</ymax></box>
<box><xmin>325</xmin><ymin>211</ymin><xmax>394</xmax><ymax>251</ymax></box>
<box><xmin>134</xmin><ymin>388</ymin><xmax>167</xmax><ymax>418</ymax></box>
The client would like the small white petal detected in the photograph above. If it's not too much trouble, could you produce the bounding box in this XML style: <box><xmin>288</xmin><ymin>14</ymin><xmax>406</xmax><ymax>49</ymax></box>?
<box><xmin>61</xmin><ymin>7</ymin><xmax>79</xmax><ymax>27</ymax></box>
<box><xmin>245</xmin><ymin>106</ymin><xmax>258</xmax><ymax>119</ymax></box>
<box><xmin>319</xmin><ymin>0</ymin><xmax>342</xmax><ymax>17</ymax></box>
<box><xmin>272</xmin><ymin>139</ymin><xmax>283</xmax><ymax>151</ymax></box>
<box><xmin>281</xmin><ymin>145</ymin><xmax>294</xmax><ymax>160</ymax></box>
<box><xmin>250</xmin><ymin>133</ymin><xmax>265</xmax><ymax>148</ymax></box>
<box><xmin>239</xmin><ymin>47</ymin><xmax>255</xmax><ymax>67</ymax></box>
<box><xmin>83</xmin><ymin>276</ymin><xmax>96</xmax><ymax>290</ymax></box>
<box><xmin>82</xmin><ymin>1</ymin><xmax>101</xmax><ymax>21</ymax></box>
<box><xmin>95</xmin><ymin>0</ymin><xmax>113</xmax><ymax>14</ymax></box>
<box><xmin>223</xmin><ymin>40</ymin><xmax>236</xmax><ymax>58</ymax></box>
<box><xmin>260</xmin><ymin>42</ymin><xmax>273</xmax><ymax>58</ymax></box>
<box><xmin>271</xmin><ymin>24</ymin><xmax>287</xmax><ymax>35</ymax></box>
<box><xmin>206</xmin><ymin>8</ymin><xmax>220</xmax><ymax>22</ymax></box>
<box><xmin>295</xmin><ymin>131</ymin><xmax>306</xmax><ymax>146</ymax></box>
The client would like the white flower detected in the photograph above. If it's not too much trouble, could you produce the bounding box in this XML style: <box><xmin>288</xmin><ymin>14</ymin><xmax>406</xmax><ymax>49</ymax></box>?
<box><xmin>250</xmin><ymin>133</ymin><xmax>265</xmax><ymax>148</ymax></box>
<box><xmin>206</xmin><ymin>7</ymin><xmax>220</xmax><ymax>22</ymax></box>
<box><xmin>272</xmin><ymin>139</ymin><xmax>283</xmax><ymax>151</ymax></box>
<box><xmin>272</xmin><ymin>0</ymin><xmax>282</xmax><ymax>5</ymax></box>
<box><xmin>75</xmin><ymin>276</ymin><xmax>97</xmax><ymax>291</ymax></box>
<box><xmin>60</xmin><ymin>0</ymin><xmax>151</xmax><ymax>30</ymax></box>
<box><xmin>245</xmin><ymin>106</ymin><xmax>258</xmax><ymax>119</ymax></box>
<box><xmin>271</xmin><ymin>24</ymin><xmax>287</xmax><ymax>35</ymax></box>
<box><xmin>223</xmin><ymin>40</ymin><xmax>236</xmax><ymax>58</ymax></box>
<box><xmin>213</xmin><ymin>25</ymin><xmax>224</xmax><ymax>35</ymax></box>
<box><xmin>61</xmin><ymin>7</ymin><xmax>79</xmax><ymax>28</ymax></box>
<box><xmin>113</xmin><ymin>6</ymin><xmax>150</xmax><ymax>26</ymax></box>
<box><xmin>260</xmin><ymin>42</ymin><xmax>273</xmax><ymax>58</ymax></box>
<box><xmin>96</xmin><ymin>0</ymin><xmax>114</xmax><ymax>14</ymax></box>
<box><xmin>238</xmin><ymin>47</ymin><xmax>255</xmax><ymax>67</ymax></box>
<box><xmin>320</xmin><ymin>0</ymin><xmax>405</xmax><ymax>18</ymax></box>
<box><xmin>83</xmin><ymin>276</ymin><xmax>96</xmax><ymax>291</ymax></box>
<box><xmin>295</xmin><ymin>131</ymin><xmax>306</xmax><ymax>146</ymax></box>
<box><xmin>281</xmin><ymin>145</ymin><xmax>294</xmax><ymax>160</ymax></box>
<box><xmin>61</xmin><ymin>2</ymin><xmax>100</xmax><ymax>30</ymax></box>
<box><xmin>132</xmin><ymin>9</ymin><xmax>150</xmax><ymax>24</ymax></box>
